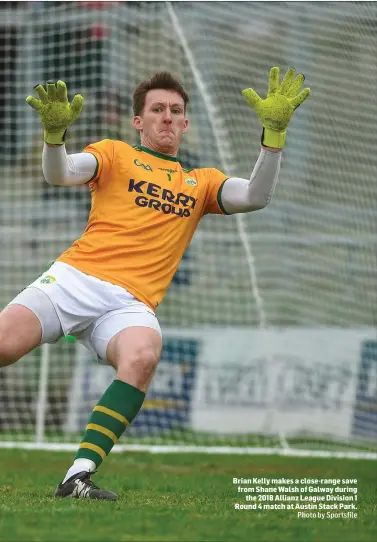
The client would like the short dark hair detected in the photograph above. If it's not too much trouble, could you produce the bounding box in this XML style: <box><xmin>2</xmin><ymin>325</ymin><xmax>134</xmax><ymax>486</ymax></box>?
<box><xmin>133</xmin><ymin>71</ymin><xmax>189</xmax><ymax>116</ymax></box>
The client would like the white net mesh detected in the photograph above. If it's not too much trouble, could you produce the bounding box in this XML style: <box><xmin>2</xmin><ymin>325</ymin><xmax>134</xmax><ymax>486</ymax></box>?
<box><xmin>0</xmin><ymin>1</ymin><xmax>376</xmax><ymax>453</ymax></box>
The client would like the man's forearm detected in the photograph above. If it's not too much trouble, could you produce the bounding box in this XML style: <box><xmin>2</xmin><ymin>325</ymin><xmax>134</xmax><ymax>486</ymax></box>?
<box><xmin>220</xmin><ymin>147</ymin><xmax>282</xmax><ymax>214</ymax></box>
<box><xmin>42</xmin><ymin>143</ymin><xmax>97</xmax><ymax>186</ymax></box>
<box><xmin>262</xmin><ymin>145</ymin><xmax>281</xmax><ymax>153</ymax></box>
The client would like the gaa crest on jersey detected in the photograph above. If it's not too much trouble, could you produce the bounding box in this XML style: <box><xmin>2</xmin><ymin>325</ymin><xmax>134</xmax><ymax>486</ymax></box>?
<box><xmin>185</xmin><ymin>178</ymin><xmax>197</xmax><ymax>186</ymax></box>
<box><xmin>134</xmin><ymin>159</ymin><xmax>153</xmax><ymax>171</ymax></box>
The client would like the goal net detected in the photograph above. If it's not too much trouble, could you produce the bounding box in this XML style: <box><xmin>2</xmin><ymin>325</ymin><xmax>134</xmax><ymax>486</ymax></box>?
<box><xmin>0</xmin><ymin>1</ymin><xmax>376</xmax><ymax>457</ymax></box>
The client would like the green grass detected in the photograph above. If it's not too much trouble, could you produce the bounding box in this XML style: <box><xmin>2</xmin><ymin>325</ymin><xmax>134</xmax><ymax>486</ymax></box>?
<box><xmin>0</xmin><ymin>450</ymin><xmax>376</xmax><ymax>541</ymax></box>
<box><xmin>3</xmin><ymin>429</ymin><xmax>377</xmax><ymax>454</ymax></box>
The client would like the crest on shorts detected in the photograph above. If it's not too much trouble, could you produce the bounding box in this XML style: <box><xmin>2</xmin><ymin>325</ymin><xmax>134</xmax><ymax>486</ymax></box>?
<box><xmin>40</xmin><ymin>274</ymin><xmax>56</xmax><ymax>284</ymax></box>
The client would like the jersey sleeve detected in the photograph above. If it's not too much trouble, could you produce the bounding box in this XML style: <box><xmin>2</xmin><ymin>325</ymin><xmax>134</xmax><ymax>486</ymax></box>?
<box><xmin>203</xmin><ymin>168</ymin><xmax>230</xmax><ymax>215</ymax></box>
<box><xmin>83</xmin><ymin>139</ymin><xmax>115</xmax><ymax>185</ymax></box>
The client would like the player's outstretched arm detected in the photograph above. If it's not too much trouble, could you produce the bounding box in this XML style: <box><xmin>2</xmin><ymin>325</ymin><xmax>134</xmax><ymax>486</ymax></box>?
<box><xmin>218</xmin><ymin>67</ymin><xmax>310</xmax><ymax>214</ymax></box>
<box><xmin>26</xmin><ymin>80</ymin><xmax>83</xmax><ymax>145</ymax></box>
<box><xmin>242</xmin><ymin>66</ymin><xmax>310</xmax><ymax>150</ymax></box>
<box><xmin>27</xmin><ymin>81</ymin><xmax>97</xmax><ymax>186</ymax></box>
<box><xmin>221</xmin><ymin>148</ymin><xmax>282</xmax><ymax>214</ymax></box>
<box><xmin>42</xmin><ymin>145</ymin><xmax>97</xmax><ymax>186</ymax></box>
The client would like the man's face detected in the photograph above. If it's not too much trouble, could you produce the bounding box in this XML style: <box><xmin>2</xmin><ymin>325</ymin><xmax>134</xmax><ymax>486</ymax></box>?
<box><xmin>133</xmin><ymin>89</ymin><xmax>188</xmax><ymax>155</ymax></box>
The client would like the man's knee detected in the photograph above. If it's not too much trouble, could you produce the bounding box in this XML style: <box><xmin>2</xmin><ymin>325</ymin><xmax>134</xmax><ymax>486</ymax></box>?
<box><xmin>113</xmin><ymin>344</ymin><xmax>161</xmax><ymax>390</ymax></box>
<box><xmin>106</xmin><ymin>326</ymin><xmax>162</xmax><ymax>390</ymax></box>
<box><xmin>118</xmin><ymin>345</ymin><xmax>160</xmax><ymax>377</ymax></box>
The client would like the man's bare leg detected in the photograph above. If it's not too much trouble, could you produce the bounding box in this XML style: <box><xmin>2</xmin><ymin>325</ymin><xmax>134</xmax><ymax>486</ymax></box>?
<box><xmin>56</xmin><ymin>326</ymin><xmax>162</xmax><ymax>500</ymax></box>
<box><xmin>0</xmin><ymin>304</ymin><xmax>42</xmax><ymax>366</ymax></box>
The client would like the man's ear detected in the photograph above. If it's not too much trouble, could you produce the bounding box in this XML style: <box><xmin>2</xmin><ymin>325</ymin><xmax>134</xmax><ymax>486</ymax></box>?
<box><xmin>133</xmin><ymin>116</ymin><xmax>143</xmax><ymax>131</ymax></box>
<box><xmin>182</xmin><ymin>118</ymin><xmax>189</xmax><ymax>133</ymax></box>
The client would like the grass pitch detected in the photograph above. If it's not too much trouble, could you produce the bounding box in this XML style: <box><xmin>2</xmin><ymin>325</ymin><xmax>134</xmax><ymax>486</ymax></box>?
<box><xmin>0</xmin><ymin>450</ymin><xmax>376</xmax><ymax>541</ymax></box>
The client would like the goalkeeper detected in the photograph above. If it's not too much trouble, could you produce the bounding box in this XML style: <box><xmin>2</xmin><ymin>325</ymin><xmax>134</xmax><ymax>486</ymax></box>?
<box><xmin>0</xmin><ymin>68</ymin><xmax>309</xmax><ymax>500</ymax></box>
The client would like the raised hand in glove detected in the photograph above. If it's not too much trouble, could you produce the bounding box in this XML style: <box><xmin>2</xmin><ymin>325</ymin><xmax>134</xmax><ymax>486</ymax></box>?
<box><xmin>26</xmin><ymin>81</ymin><xmax>84</xmax><ymax>145</ymax></box>
<box><xmin>242</xmin><ymin>67</ymin><xmax>310</xmax><ymax>149</ymax></box>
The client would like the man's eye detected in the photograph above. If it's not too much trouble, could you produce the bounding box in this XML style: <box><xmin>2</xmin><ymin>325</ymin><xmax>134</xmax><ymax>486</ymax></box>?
<box><xmin>154</xmin><ymin>107</ymin><xmax>162</xmax><ymax>112</ymax></box>
<box><xmin>173</xmin><ymin>109</ymin><xmax>182</xmax><ymax>114</ymax></box>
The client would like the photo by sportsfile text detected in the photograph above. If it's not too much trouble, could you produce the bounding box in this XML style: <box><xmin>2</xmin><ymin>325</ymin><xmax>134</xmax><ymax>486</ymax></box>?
<box><xmin>232</xmin><ymin>476</ymin><xmax>359</xmax><ymax>518</ymax></box>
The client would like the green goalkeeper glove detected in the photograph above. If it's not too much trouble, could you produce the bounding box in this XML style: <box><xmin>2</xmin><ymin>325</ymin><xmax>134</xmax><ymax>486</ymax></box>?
<box><xmin>26</xmin><ymin>81</ymin><xmax>84</xmax><ymax>145</ymax></box>
<box><xmin>242</xmin><ymin>67</ymin><xmax>310</xmax><ymax>149</ymax></box>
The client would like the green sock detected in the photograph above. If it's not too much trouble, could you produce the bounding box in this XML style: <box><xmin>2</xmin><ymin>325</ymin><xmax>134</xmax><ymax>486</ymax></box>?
<box><xmin>75</xmin><ymin>379</ymin><xmax>145</xmax><ymax>467</ymax></box>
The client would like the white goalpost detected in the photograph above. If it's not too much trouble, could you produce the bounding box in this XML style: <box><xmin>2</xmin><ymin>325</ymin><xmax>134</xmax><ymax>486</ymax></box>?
<box><xmin>0</xmin><ymin>1</ymin><xmax>376</xmax><ymax>459</ymax></box>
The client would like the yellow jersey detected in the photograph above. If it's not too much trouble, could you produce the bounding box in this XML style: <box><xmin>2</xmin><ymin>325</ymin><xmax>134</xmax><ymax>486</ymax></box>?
<box><xmin>57</xmin><ymin>139</ymin><xmax>229</xmax><ymax>310</ymax></box>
